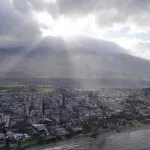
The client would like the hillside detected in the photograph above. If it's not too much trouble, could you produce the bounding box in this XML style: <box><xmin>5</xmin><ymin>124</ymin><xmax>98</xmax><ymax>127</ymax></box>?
<box><xmin>0</xmin><ymin>36</ymin><xmax>150</xmax><ymax>83</ymax></box>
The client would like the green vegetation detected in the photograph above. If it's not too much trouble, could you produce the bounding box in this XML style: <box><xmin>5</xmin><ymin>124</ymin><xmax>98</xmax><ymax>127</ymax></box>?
<box><xmin>21</xmin><ymin>137</ymin><xmax>36</xmax><ymax>148</ymax></box>
<box><xmin>0</xmin><ymin>84</ymin><xmax>54</xmax><ymax>95</ymax></box>
<box><xmin>131</xmin><ymin>120</ymin><xmax>141</xmax><ymax>127</ymax></box>
<box><xmin>81</xmin><ymin>120</ymin><xmax>92</xmax><ymax>133</ymax></box>
<box><xmin>37</xmin><ymin>87</ymin><xmax>54</xmax><ymax>94</ymax></box>
<box><xmin>15</xmin><ymin>137</ymin><xmax>36</xmax><ymax>150</ymax></box>
<box><xmin>2</xmin><ymin>84</ymin><xmax>25</xmax><ymax>87</ymax></box>
<box><xmin>15</xmin><ymin>135</ymin><xmax>56</xmax><ymax>150</ymax></box>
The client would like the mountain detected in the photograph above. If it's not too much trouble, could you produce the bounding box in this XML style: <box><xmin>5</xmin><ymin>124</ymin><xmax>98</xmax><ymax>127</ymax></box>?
<box><xmin>0</xmin><ymin>35</ymin><xmax>150</xmax><ymax>87</ymax></box>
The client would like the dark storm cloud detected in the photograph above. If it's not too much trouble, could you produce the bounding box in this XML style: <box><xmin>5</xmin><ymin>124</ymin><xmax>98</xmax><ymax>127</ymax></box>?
<box><xmin>56</xmin><ymin>0</ymin><xmax>150</xmax><ymax>32</ymax></box>
<box><xmin>27</xmin><ymin>0</ymin><xmax>59</xmax><ymax>17</ymax></box>
<box><xmin>0</xmin><ymin>0</ymin><xmax>41</xmax><ymax>47</ymax></box>
<box><xmin>1</xmin><ymin>0</ymin><xmax>150</xmax><ymax>48</ymax></box>
<box><xmin>56</xmin><ymin>0</ymin><xmax>127</xmax><ymax>16</ymax></box>
<box><xmin>13</xmin><ymin>0</ymin><xmax>31</xmax><ymax>13</ymax></box>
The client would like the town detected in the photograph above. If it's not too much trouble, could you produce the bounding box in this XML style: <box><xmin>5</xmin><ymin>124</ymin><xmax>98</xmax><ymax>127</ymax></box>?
<box><xmin>0</xmin><ymin>84</ymin><xmax>150</xmax><ymax>150</ymax></box>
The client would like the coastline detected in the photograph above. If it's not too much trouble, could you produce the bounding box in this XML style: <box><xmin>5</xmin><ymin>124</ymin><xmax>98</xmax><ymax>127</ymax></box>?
<box><xmin>26</xmin><ymin>124</ymin><xmax>150</xmax><ymax>150</ymax></box>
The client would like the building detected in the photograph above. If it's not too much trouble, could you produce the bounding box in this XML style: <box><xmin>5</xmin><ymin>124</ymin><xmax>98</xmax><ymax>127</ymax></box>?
<box><xmin>31</xmin><ymin>124</ymin><xmax>49</xmax><ymax>136</ymax></box>
<box><xmin>0</xmin><ymin>133</ymin><xmax>5</xmax><ymax>148</ymax></box>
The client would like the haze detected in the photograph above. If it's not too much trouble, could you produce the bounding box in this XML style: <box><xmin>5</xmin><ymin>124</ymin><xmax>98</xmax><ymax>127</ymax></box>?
<box><xmin>1</xmin><ymin>0</ymin><xmax>150</xmax><ymax>84</ymax></box>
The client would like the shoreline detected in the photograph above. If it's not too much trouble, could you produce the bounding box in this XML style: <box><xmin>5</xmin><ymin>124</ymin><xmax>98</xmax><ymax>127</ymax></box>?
<box><xmin>26</xmin><ymin>124</ymin><xmax>150</xmax><ymax>150</ymax></box>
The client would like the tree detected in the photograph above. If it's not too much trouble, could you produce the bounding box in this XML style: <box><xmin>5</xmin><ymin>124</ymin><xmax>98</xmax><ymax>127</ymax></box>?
<box><xmin>97</xmin><ymin>97</ymin><xmax>110</xmax><ymax>128</ymax></box>
<box><xmin>29</xmin><ymin>105</ymin><xmax>34</xmax><ymax>115</ymax></box>
<box><xmin>62</xmin><ymin>93</ymin><xmax>66</xmax><ymax>107</ymax></box>
<box><xmin>42</xmin><ymin>100</ymin><xmax>46</xmax><ymax>118</ymax></box>
<box><xmin>81</xmin><ymin>120</ymin><xmax>92</xmax><ymax>133</ymax></box>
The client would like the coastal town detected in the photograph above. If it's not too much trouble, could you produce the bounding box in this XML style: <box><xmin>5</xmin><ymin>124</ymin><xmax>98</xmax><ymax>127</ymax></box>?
<box><xmin>0</xmin><ymin>84</ymin><xmax>150</xmax><ymax>149</ymax></box>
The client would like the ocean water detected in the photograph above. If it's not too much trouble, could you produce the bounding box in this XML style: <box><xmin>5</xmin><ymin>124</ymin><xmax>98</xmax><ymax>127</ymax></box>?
<box><xmin>29</xmin><ymin>128</ymin><xmax>150</xmax><ymax>150</ymax></box>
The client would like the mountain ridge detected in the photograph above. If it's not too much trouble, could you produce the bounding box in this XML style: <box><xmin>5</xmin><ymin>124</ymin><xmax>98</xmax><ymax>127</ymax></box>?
<box><xmin>0</xmin><ymin>36</ymin><xmax>150</xmax><ymax>82</ymax></box>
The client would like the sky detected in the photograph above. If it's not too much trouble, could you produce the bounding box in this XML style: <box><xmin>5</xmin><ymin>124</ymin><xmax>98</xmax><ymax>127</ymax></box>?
<box><xmin>1</xmin><ymin>0</ymin><xmax>150</xmax><ymax>60</ymax></box>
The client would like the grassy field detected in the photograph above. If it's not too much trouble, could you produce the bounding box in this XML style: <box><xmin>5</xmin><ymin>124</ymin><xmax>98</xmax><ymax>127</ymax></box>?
<box><xmin>1</xmin><ymin>84</ymin><xmax>25</xmax><ymax>87</ymax></box>
<box><xmin>0</xmin><ymin>84</ymin><xmax>54</xmax><ymax>94</ymax></box>
<box><xmin>38</xmin><ymin>87</ymin><xmax>54</xmax><ymax>94</ymax></box>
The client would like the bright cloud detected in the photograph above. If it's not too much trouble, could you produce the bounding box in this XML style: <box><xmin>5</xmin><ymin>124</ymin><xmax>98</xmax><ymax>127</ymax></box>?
<box><xmin>1</xmin><ymin>0</ymin><xmax>150</xmax><ymax>59</ymax></box>
<box><xmin>32</xmin><ymin>11</ymin><xmax>100</xmax><ymax>37</ymax></box>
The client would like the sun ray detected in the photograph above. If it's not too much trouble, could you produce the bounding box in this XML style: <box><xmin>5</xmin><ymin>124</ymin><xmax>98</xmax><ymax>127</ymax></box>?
<box><xmin>0</xmin><ymin>39</ymin><xmax>42</xmax><ymax>78</ymax></box>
